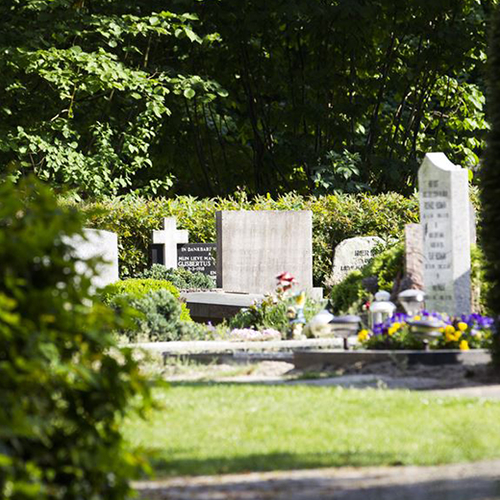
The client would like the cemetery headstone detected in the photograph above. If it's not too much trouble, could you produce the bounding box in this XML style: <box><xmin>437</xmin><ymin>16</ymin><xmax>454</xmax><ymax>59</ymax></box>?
<box><xmin>418</xmin><ymin>152</ymin><xmax>471</xmax><ymax>315</ymax></box>
<box><xmin>65</xmin><ymin>229</ymin><xmax>119</xmax><ymax>289</ymax></box>
<box><xmin>151</xmin><ymin>217</ymin><xmax>188</xmax><ymax>269</ymax></box>
<box><xmin>177</xmin><ymin>243</ymin><xmax>217</xmax><ymax>281</ymax></box>
<box><xmin>329</xmin><ymin>236</ymin><xmax>383</xmax><ymax>285</ymax></box>
<box><xmin>216</xmin><ymin>210</ymin><xmax>314</xmax><ymax>294</ymax></box>
<box><xmin>404</xmin><ymin>224</ymin><xmax>424</xmax><ymax>291</ymax></box>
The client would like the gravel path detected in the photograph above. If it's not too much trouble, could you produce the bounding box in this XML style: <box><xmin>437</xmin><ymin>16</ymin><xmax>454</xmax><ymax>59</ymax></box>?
<box><xmin>134</xmin><ymin>460</ymin><xmax>500</xmax><ymax>500</ymax></box>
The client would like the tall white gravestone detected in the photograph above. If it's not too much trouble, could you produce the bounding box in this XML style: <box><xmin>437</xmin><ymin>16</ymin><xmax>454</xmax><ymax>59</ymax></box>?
<box><xmin>419</xmin><ymin>153</ymin><xmax>471</xmax><ymax>315</ymax></box>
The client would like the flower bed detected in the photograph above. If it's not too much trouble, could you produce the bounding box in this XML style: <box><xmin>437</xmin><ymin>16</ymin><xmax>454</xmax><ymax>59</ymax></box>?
<box><xmin>358</xmin><ymin>311</ymin><xmax>494</xmax><ymax>350</ymax></box>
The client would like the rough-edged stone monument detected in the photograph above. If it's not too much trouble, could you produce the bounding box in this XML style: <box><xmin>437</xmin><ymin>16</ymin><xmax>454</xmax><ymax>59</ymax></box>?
<box><xmin>216</xmin><ymin>210</ymin><xmax>313</xmax><ymax>294</ymax></box>
<box><xmin>419</xmin><ymin>152</ymin><xmax>471</xmax><ymax>315</ymax></box>
<box><xmin>66</xmin><ymin>229</ymin><xmax>119</xmax><ymax>289</ymax></box>
<box><xmin>329</xmin><ymin>236</ymin><xmax>383</xmax><ymax>285</ymax></box>
<box><xmin>404</xmin><ymin>224</ymin><xmax>424</xmax><ymax>291</ymax></box>
<box><xmin>151</xmin><ymin>217</ymin><xmax>188</xmax><ymax>269</ymax></box>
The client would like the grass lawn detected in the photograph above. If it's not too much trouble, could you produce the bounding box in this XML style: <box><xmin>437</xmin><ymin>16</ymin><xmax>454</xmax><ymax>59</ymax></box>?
<box><xmin>125</xmin><ymin>383</ymin><xmax>500</xmax><ymax>477</ymax></box>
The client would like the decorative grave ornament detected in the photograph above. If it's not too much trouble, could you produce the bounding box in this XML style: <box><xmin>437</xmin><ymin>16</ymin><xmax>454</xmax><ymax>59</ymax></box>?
<box><xmin>151</xmin><ymin>217</ymin><xmax>188</xmax><ymax>269</ymax></box>
<box><xmin>418</xmin><ymin>153</ymin><xmax>471</xmax><ymax>316</ymax></box>
<box><xmin>369</xmin><ymin>291</ymin><xmax>396</xmax><ymax>329</ymax></box>
<box><xmin>329</xmin><ymin>236</ymin><xmax>384</xmax><ymax>286</ymax></box>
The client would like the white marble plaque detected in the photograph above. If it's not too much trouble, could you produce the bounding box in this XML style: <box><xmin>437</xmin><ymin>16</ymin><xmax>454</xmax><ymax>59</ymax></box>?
<box><xmin>419</xmin><ymin>153</ymin><xmax>471</xmax><ymax>315</ymax></box>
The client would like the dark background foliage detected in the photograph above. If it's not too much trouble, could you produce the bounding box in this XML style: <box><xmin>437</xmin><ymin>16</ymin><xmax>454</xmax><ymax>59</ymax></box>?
<box><xmin>0</xmin><ymin>0</ymin><xmax>493</xmax><ymax>198</ymax></box>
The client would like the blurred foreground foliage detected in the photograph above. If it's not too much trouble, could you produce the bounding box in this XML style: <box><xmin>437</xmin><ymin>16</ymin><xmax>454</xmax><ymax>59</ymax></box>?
<box><xmin>0</xmin><ymin>177</ymin><xmax>152</xmax><ymax>500</ymax></box>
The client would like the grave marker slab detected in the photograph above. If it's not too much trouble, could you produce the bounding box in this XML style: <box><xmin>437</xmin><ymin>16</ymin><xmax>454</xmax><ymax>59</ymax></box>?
<box><xmin>66</xmin><ymin>229</ymin><xmax>119</xmax><ymax>289</ymax></box>
<box><xmin>329</xmin><ymin>236</ymin><xmax>383</xmax><ymax>285</ymax></box>
<box><xmin>419</xmin><ymin>152</ymin><xmax>471</xmax><ymax>315</ymax></box>
<box><xmin>177</xmin><ymin>243</ymin><xmax>216</xmax><ymax>281</ymax></box>
<box><xmin>216</xmin><ymin>210</ymin><xmax>313</xmax><ymax>294</ymax></box>
<box><xmin>151</xmin><ymin>217</ymin><xmax>188</xmax><ymax>269</ymax></box>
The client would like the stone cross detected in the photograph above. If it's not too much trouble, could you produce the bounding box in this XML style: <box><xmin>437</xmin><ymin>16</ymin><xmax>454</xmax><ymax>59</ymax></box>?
<box><xmin>418</xmin><ymin>153</ymin><xmax>471</xmax><ymax>315</ymax></box>
<box><xmin>152</xmin><ymin>217</ymin><xmax>189</xmax><ymax>269</ymax></box>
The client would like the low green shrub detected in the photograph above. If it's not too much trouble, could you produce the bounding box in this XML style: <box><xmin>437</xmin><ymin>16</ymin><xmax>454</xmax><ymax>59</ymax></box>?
<box><xmin>66</xmin><ymin>191</ymin><xmax>421</xmax><ymax>285</ymax></box>
<box><xmin>102</xmin><ymin>278</ymin><xmax>181</xmax><ymax>300</ymax></box>
<box><xmin>103</xmin><ymin>278</ymin><xmax>192</xmax><ymax>323</ymax></box>
<box><xmin>0</xmin><ymin>177</ymin><xmax>151</xmax><ymax>500</ymax></box>
<box><xmin>110</xmin><ymin>289</ymin><xmax>205</xmax><ymax>342</ymax></box>
<box><xmin>137</xmin><ymin>264</ymin><xmax>214</xmax><ymax>290</ymax></box>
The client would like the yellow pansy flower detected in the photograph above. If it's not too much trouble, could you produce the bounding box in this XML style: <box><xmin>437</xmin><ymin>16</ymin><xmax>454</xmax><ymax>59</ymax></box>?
<box><xmin>457</xmin><ymin>322</ymin><xmax>468</xmax><ymax>332</ymax></box>
<box><xmin>413</xmin><ymin>315</ymin><xmax>421</xmax><ymax>321</ymax></box>
<box><xmin>459</xmin><ymin>340</ymin><xmax>470</xmax><ymax>351</ymax></box>
<box><xmin>445</xmin><ymin>332</ymin><xmax>453</xmax><ymax>342</ymax></box>
<box><xmin>388</xmin><ymin>325</ymin><xmax>398</xmax><ymax>336</ymax></box>
<box><xmin>445</xmin><ymin>325</ymin><xmax>455</xmax><ymax>335</ymax></box>
<box><xmin>358</xmin><ymin>329</ymin><xmax>369</xmax><ymax>342</ymax></box>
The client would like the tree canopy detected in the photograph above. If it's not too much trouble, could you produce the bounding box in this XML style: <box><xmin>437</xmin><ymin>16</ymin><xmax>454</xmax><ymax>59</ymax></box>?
<box><xmin>0</xmin><ymin>0</ymin><xmax>495</xmax><ymax>198</ymax></box>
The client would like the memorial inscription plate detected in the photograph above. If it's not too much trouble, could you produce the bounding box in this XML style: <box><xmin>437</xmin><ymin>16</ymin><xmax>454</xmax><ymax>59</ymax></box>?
<box><xmin>177</xmin><ymin>243</ymin><xmax>216</xmax><ymax>281</ymax></box>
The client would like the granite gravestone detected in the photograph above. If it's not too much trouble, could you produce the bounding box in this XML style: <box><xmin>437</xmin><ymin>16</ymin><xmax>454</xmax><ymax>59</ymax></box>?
<box><xmin>419</xmin><ymin>152</ymin><xmax>471</xmax><ymax>315</ymax></box>
<box><xmin>329</xmin><ymin>236</ymin><xmax>383</xmax><ymax>285</ymax></box>
<box><xmin>65</xmin><ymin>229</ymin><xmax>119</xmax><ymax>289</ymax></box>
<box><xmin>177</xmin><ymin>243</ymin><xmax>216</xmax><ymax>281</ymax></box>
<box><xmin>216</xmin><ymin>210</ymin><xmax>313</xmax><ymax>294</ymax></box>
<box><xmin>151</xmin><ymin>217</ymin><xmax>188</xmax><ymax>268</ymax></box>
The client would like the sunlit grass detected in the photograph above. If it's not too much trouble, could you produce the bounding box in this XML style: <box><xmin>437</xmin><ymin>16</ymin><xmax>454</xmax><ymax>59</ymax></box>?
<box><xmin>126</xmin><ymin>383</ymin><xmax>500</xmax><ymax>477</ymax></box>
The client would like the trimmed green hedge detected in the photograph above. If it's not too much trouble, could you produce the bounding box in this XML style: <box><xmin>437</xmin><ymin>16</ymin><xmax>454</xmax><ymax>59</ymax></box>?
<box><xmin>68</xmin><ymin>192</ymin><xmax>420</xmax><ymax>286</ymax></box>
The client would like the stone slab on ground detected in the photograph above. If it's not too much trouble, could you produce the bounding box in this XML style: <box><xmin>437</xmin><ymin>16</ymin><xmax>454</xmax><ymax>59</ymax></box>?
<box><xmin>131</xmin><ymin>338</ymin><xmax>345</xmax><ymax>354</ymax></box>
<box><xmin>134</xmin><ymin>459</ymin><xmax>500</xmax><ymax>500</ymax></box>
<box><xmin>181</xmin><ymin>290</ymin><xmax>264</xmax><ymax>322</ymax></box>
<box><xmin>293</xmin><ymin>349</ymin><xmax>491</xmax><ymax>369</ymax></box>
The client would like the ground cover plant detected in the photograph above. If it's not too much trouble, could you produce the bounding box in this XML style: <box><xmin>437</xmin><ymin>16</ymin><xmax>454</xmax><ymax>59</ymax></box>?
<box><xmin>126</xmin><ymin>384</ymin><xmax>500</xmax><ymax>477</ymax></box>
